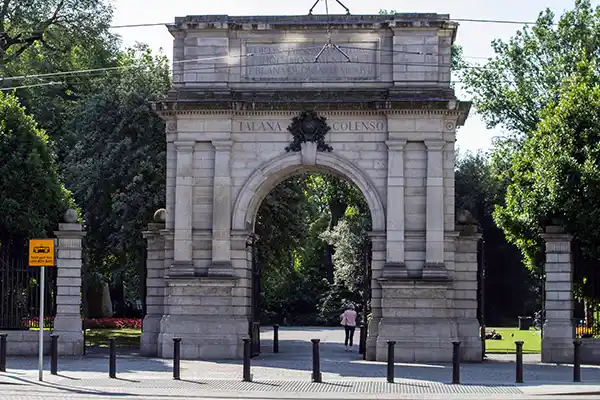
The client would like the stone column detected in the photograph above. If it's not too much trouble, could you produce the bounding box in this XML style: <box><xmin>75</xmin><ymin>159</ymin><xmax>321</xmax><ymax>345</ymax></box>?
<box><xmin>454</xmin><ymin>212</ymin><xmax>482</xmax><ymax>362</ymax></box>
<box><xmin>52</xmin><ymin>209</ymin><xmax>85</xmax><ymax>356</ymax></box>
<box><xmin>366</xmin><ymin>232</ymin><xmax>386</xmax><ymax>361</ymax></box>
<box><xmin>541</xmin><ymin>225</ymin><xmax>574</xmax><ymax>363</ymax></box>
<box><xmin>383</xmin><ymin>140</ymin><xmax>408</xmax><ymax>278</ymax></box>
<box><xmin>141</xmin><ymin>212</ymin><xmax>166</xmax><ymax>356</ymax></box>
<box><xmin>209</xmin><ymin>140</ymin><xmax>234</xmax><ymax>276</ymax></box>
<box><xmin>170</xmin><ymin>141</ymin><xmax>195</xmax><ymax>276</ymax></box>
<box><xmin>423</xmin><ymin>140</ymin><xmax>446</xmax><ymax>278</ymax></box>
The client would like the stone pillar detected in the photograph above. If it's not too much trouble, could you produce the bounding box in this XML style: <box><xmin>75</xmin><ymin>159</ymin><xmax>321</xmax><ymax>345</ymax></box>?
<box><xmin>454</xmin><ymin>212</ymin><xmax>482</xmax><ymax>362</ymax></box>
<box><xmin>170</xmin><ymin>141</ymin><xmax>195</xmax><ymax>276</ymax></box>
<box><xmin>366</xmin><ymin>232</ymin><xmax>386</xmax><ymax>361</ymax></box>
<box><xmin>209</xmin><ymin>140</ymin><xmax>233</xmax><ymax>276</ymax></box>
<box><xmin>541</xmin><ymin>225</ymin><xmax>574</xmax><ymax>363</ymax></box>
<box><xmin>141</xmin><ymin>212</ymin><xmax>166</xmax><ymax>356</ymax></box>
<box><xmin>423</xmin><ymin>140</ymin><xmax>446</xmax><ymax>278</ymax></box>
<box><xmin>383</xmin><ymin>140</ymin><xmax>408</xmax><ymax>278</ymax></box>
<box><xmin>52</xmin><ymin>209</ymin><xmax>85</xmax><ymax>356</ymax></box>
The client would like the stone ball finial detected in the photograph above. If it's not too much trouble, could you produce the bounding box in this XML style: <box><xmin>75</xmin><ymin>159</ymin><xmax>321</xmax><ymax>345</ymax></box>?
<box><xmin>456</xmin><ymin>209</ymin><xmax>475</xmax><ymax>225</ymax></box>
<box><xmin>63</xmin><ymin>208</ymin><xmax>78</xmax><ymax>223</ymax></box>
<box><xmin>154</xmin><ymin>208</ymin><xmax>167</xmax><ymax>223</ymax></box>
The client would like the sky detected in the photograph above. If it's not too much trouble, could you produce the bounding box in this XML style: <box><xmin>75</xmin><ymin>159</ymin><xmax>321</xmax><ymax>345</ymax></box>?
<box><xmin>111</xmin><ymin>0</ymin><xmax>587</xmax><ymax>154</ymax></box>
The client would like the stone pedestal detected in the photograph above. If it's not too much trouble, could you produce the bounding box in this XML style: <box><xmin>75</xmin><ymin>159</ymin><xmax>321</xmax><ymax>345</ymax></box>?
<box><xmin>141</xmin><ymin>220</ymin><xmax>166</xmax><ymax>356</ymax></box>
<box><xmin>541</xmin><ymin>226</ymin><xmax>574</xmax><ymax>363</ymax></box>
<box><xmin>454</xmin><ymin>219</ymin><xmax>482</xmax><ymax>362</ymax></box>
<box><xmin>52</xmin><ymin>220</ymin><xmax>85</xmax><ymax>356</ymax></box>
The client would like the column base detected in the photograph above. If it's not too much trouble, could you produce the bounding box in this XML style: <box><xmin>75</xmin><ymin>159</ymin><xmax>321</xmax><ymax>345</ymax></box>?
<box><xmin>167</xmin><ymin>262</ymin><xmax>195</xmax><ymax>278</ymax></box>
<box><xmin>422</xmin><ymin>262</ymin><xmax>448</xmax><ymax>280</ymax></box>
<box><xmin>208</xmin><ymin>261</ymin><xmax>234</xmax><ymax>276</ymax></box>
<box><xmin>158</xmin><ymin>315</ymin><xmax>247</xmax><ymax>359</ymax></box>
<box><xmin>382</xmin><ymin>262</ymin><xmax>423</xmax><ymax>279</ymax></box>
<box><xmin>53</xmin><ymin>331</ymin><xmax>83</xmax><ymax>356</ymax></box>
<box><xmin>376</xmin><ymin>317</ymin><xmax>458</xmax><ymax>362</ymax></box>
<box><xmin>542</xmin><ymin>337</ymin><xmax>574</xmax><ymax>363</ymax></box>
<box><xmin>141</xmin><ymin>315</ymin><xmax>161</xmax><ymax>356</ymax></box>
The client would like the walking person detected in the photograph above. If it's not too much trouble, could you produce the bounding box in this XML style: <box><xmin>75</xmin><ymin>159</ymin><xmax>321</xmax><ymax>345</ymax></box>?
<box><xmin>340</xmin><ymin>303</ymin><xmax>357</xmax><ymax>351</ymax></box>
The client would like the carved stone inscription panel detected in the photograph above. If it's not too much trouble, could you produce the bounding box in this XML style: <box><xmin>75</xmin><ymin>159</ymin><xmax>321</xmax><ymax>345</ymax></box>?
<box><xmin>243</xmin><ymin>42</ymin><xmax>379</xmax><ymax>81</ymax></box>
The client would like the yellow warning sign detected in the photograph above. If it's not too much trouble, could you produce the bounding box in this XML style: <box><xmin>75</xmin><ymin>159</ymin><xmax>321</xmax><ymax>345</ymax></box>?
<box><xmin>28</xmin><ymin>239</ymin><xmax>55</xmax><ymax>267</ymax></box>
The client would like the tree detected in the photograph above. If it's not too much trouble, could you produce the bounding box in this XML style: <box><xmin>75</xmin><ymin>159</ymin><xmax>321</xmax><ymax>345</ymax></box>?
<box><xmin>495</xmin><ymin>62</ymin><xmax>600</xmax><ymax>303</ymax></box>
<box><xmin>0</xmin><ymin>91</ymin><xmax>72</xmax><ymax>241</ymax></box>
<box><xmin>1</xmin><ymin>0</ymin><xmax>120</xmax><ymax>164</ymax></box>
<box><xmin>64</xmin><ymin>44</ymin><xmax>170</xmax><ymax>315</ymax></box>
<box><xmin>459</xmin><ymin>0</ymin><xmax>600</xmax><ymax>136</ymax></box>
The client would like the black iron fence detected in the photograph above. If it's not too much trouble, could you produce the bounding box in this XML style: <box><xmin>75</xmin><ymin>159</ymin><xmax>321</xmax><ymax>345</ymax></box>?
<box><xmin>0</xmin><ymin>236</ymin><xmax>56</xmax><ymax>330</ymax></box>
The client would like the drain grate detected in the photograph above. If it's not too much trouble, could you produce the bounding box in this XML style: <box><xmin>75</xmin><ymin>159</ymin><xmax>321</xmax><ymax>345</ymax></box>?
<box><xmin>60</xmin><ymin>379</ymin><xmax>523</xmax><ymax>394</ymax></box>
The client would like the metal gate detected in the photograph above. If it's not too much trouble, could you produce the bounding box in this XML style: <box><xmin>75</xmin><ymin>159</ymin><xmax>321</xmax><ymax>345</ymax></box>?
<box><xmin>247</xmin><ymin>234</ymin><xmax>261</xmax><ymax>357</ymax></box>
<box><xmin>476</xmin><ymin>237</ymin><xmax>486</xmax><ymax>360</ymax></box>
<box><xmin>0</xmin><ymin>236</ymin><xmax>56</xmax><ymax>330</ymax></box>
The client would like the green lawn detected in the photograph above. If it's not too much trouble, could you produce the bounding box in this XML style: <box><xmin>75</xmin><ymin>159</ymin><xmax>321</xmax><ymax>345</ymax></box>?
<box><xmin>485</xmin><ymin>328</ymin><xmax>541</xmax><ymax>354</ymax></box>
<box><xmin>85</xmin><ymin>328</ymin><xmax>142</xmax><ymax>348</ymax></box>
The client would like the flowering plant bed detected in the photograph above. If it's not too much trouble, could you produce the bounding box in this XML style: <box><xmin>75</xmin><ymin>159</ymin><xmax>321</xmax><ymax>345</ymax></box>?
<box><xmin>83</xmin><ymin>318</ymin><xmax>142</xmax><ymax>330</ymax></box>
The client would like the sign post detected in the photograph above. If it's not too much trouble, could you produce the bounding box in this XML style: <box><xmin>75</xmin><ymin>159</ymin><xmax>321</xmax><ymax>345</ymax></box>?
<box><xmin>28</xmin><ymin>239</ymin><xmax>56</xmax><ymax>382</ymax></box>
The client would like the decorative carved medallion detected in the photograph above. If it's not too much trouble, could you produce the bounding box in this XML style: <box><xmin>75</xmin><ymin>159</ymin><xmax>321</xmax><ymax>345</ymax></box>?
<box><xmin>285</xmin><ymin>111</ymin><xmax>333</xmax><ymax>152</ymax></box>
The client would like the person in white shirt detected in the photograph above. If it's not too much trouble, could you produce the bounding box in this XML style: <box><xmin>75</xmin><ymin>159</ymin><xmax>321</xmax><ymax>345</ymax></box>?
<box><xmin>340</xmin><ymin>303</ymin><xmax>357</xmax><ymax>351</ymax></box>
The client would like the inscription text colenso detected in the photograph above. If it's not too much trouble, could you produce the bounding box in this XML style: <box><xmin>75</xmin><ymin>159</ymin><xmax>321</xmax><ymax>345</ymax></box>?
<box><xmin>237</xmin><ymin>120</ymin><xmax>386</xmax><ymax>132</ymax></box>
<box><xmin>244</xmin><ymin>42</ymin><xmax>378</xmax><ymax>81</ymax></box>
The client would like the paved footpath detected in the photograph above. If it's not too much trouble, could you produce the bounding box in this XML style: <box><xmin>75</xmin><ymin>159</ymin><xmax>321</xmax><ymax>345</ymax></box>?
<box><xmin>1</xmin><ymin>328</ymin><xmax>599</xmax><ymax>399</ymax></box>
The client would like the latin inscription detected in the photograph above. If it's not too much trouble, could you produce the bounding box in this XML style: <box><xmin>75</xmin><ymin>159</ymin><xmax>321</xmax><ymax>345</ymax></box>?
<box><xmin>244</xmin><ymin>42</ymin><xmax>378</xmax><ymax>81</ymax></box>
<box><xmin>237</xmin><ymin>120</ymin><xmax>386</xmax><ymax>132</ymax></box>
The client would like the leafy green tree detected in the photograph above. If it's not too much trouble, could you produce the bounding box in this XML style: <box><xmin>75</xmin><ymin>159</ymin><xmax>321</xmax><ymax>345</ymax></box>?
<box><xmin>1</xmin><ymin>0</ymin><xmax>120</xmax><ymax>164</ymax></box>
<box><xmin>64</xmin><ymin>44</ymin><xmax>170</xmax><ymax>315</ymax></box>
<box><xmin>0</xmin><ymin>90</ymin><xmax>72</xmax><ymax>239</ymax></box>
<box><xmin>495</xmin><ymin>61</ymin><xmax>600</xmax><ymax>302</ymax></box>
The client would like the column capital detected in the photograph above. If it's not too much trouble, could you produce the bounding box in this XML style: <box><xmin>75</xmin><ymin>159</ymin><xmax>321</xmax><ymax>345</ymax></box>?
<box><xmin>385</xmin><ymin>139</ymin><xmax>407</xmax><ymax>151</ymax></box>
<box><xmin>212</xmin><ymin>140</ymin><xmax>233</xmax><ymax>152</ymax></box>
<box><xmin>424</xmin><ymin>140</ymin><xmax>446</xmax><ymax>151</ymax></box>
<box><xmin>174</xmin><ymin>141</ymin><xmax>195</xmax><ymax>152</ymax></box>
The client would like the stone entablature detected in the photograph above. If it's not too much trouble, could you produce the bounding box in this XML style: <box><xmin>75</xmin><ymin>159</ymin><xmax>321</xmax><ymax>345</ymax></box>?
<box><xmin>167</xmin><ymin>13</ymin><xmax>456</xmax><ymax>89</ymax></box>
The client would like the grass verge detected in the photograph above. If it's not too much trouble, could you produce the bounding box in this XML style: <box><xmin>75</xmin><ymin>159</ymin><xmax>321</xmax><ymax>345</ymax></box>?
<box><xmin>485</xmin><ymin>327</ymin><xmax>541</xmax><ymax>354</ymax></box>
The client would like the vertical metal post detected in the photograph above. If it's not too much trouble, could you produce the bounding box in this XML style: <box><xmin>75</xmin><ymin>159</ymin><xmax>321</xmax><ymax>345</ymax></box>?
<box><xmin>573</xmin><ymin>340</ymin><xmax>582</xmax><ymax>383</ymax></box>
<box><xmin>173</xmin><ymin>338</ymin><xmax>181</xmax><ymax>380</ymax></box>
<box><xmin>515</xmin><ymin>341</ymin><xmax>524</xmax><ymax>383</ymax></box>
<box><xmin>243</xmin><ymin>338</ymin><xmax>252</xmax><ymax>382</ymax></box>
<box><xmin>311</xmin><ymin>339</ymin><xmax>322</xmax><ymax>383</ymax></box>
<box><xmin>50</xmin><ymin>334</ymin><xmax>58</xmax><ymax>375</ymax></box>
<box><xmin>109</xmin><ymin>338</ymin><xmax>116</xmax><ymax>379</ymax></box>
<box><xmin>452</xmin><ymin>341</ymin><xmax>461</xmax><ymax>384</ymax></box>
<box><xmin>386</xmin><ymin>340</ymin><xmax>395</xmax><ymax>383</ymax></box>
<box><xmin>38</xmin><ymin>266</ymin><xmax>45</xmax><ymax>382</ymax></box>
<box><xmin>0</xmin><ymin>334</ymin><xmax>7</xmax><ymax>372</ymax></box>
<box><xmin>273</xmin><ymin>325</ymin><xmax>279</xmax><ymax>353</ymax></box>
<box><xmin>359</xmin><ymin>325</ymin><xmax>366</xmax><ymax>355</ymax></box>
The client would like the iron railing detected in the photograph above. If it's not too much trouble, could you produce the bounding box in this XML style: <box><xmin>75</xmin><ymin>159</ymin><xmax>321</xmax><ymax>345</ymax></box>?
<box><xmin>0</xmin><ymin>237</ymin><xmax>55</xmax><ymax>330</ymax></box>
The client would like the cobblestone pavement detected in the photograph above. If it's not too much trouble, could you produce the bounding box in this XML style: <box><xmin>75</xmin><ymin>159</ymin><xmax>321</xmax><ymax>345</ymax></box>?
<box><xmin>1</xmin><ymin>327</ymin><xmax>599</xmax><ymax>399</ymax></box>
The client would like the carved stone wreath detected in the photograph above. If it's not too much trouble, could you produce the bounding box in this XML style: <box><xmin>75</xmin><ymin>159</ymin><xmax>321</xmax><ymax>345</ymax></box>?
<box><xmin>285</xmin><ymin>111</ymin><xmax>333</xmax><ymax>153</ymax></box>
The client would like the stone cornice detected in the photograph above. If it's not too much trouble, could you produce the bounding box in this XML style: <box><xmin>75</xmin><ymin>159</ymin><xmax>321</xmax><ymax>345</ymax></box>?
<box><xmin>167</xmin><ymin>13</ymin><xmax>456</xmax><ymax>34</ymax></box>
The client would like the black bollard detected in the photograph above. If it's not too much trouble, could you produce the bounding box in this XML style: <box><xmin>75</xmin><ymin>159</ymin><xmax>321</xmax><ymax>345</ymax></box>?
<box><xmin>273</xmin><ymin>325</ymin><xmax>279</xmax><ymax>354</ymax></box>
<box><xmin>50</xmin><ymin>334</ymin><xmax>59</xmax><ymax>375</ymax></box>
<box><xmin>109</xmin><ymin>338</ymin><xmax>116</xmax><ymax>379</ymax></box>
<box><xmin>243</xmin><ymin>338</ymin><xmax>252</xmax><ymax>382</ymax></box>
<box><xmin>573</xmin><ymin>340</ymin><xmax>582</xmax><ymax>383</ymax></box>
<box><xmin>515</xmin><ymin>341</ymin><xmax>524</xmax><ymax>383</ymax></box>
<box><xmin>387</xmin><ymin>340</ymin><xmax>396</xmax><ymax>383</ymax></box>
<box><xmin>173</xmin><ymin>338</ymin><xmax>181</xmax><ymax>380</ymax></box>
<box><xmin>0</xmin><ymin>334</ymin><xmax>7</xmax><ymax>372</ymax></box>
<box><xmin>359</xmin><ymin>325</ymin><xmax>366</xmax><ymax>355</ymax></box>
<box><xmin>311</xmin><ymin>339</ymin><xmax>322</xmax><ymax>383</ymax></box>
<box><xmin>452</xmin><ymin>341</ymin><xmax>461</xmax><ymax>384</ymax></box>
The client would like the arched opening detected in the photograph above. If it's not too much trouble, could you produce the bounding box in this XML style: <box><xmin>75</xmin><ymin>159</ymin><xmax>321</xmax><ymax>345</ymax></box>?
<box><xmin>232</xmin><ymin>152</ymin><xmax>385</xmax><ymax>358</ymax></box>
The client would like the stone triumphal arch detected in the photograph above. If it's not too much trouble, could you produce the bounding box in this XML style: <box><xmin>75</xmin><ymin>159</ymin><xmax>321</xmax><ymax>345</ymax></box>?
<box><xmin>141</xmin><ymin>12</ymin><xmax>482</xmax><ymax>363</ymax></box>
